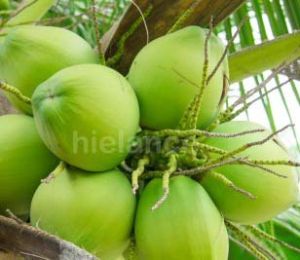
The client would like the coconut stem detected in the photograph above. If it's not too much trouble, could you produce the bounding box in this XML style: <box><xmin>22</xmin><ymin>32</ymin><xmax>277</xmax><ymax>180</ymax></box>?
<box><xmin>138</xmin><ymin>125</ymin><xmax>293</xmax><ymax>184</ymax></box>
<box><xmin>41</xmin><ymin>162</ymin><xmax>65</xmax><ymax>184</ymax></box>
<box><xmin>143</xmin><ymin>127</ymin><xmax>266</xmax><ymax>139</ymax></box>
<box><xmin>131</xmin><ymin>156</ymin><xmax>150</xmax><ymax>194</ymax></box>
<box><xmin>0</xmin><ymin>81</ymin><xmax>31</xmax><ymax>105</ymax></box>
<box><xmin>184</xmin><ymin>148</ymin><xmax>286</xmax><ymax>178</ymax></box>
<box><xmin>204</xmin><ymin>171</ymin><xmax>256</xmax><ymax>199</ymax></box>
<box><xmin>152</xmin><ymin>154</ymin><xmax>177</xmax><ymax>210</ymax></box>
<box><xmin>177</xmin><ymin>156</ymin><xmax>245</xmax><ymax>176</ymax></box>
<box><xmin>178</xmin><ymin>17</ymin><xmax>213</xmax><ymax>130</ymax></box>
<box><xmin>250</xmin><ymin>159</ymin><xmax>300</xmax><ymax>167</ymax></box>
<box><xmin>187</xmin><ymin>18</ymin><xmax>213</xmax><ymax>129</ymax></box>
<box><xmin>212</xmin><ymin>106</ymin><xmax>234</xmax><ymax>127</ymax></box>
<box><xmin>239</xmin><ymin>160</ymin><xmax>287</xmax><ymax>178</ymax></box>
<box><xmin>134</xmin><ymin>123</ymin><xmax>294</xmax><ymax>215</ymax></box>
<box><xmin>204</xmin><ymin>125</ymin><xmax>293</xmax><ymax>170</ymax></box>
<box><xmin>194</xmin><ymin>143</ymin><xmax>227</xmax><ymax>155</ymax></box>
<box><xmin>143</xmin><ymin>156</ymin><xmax>243</xmax><ymax>179</ymax></box>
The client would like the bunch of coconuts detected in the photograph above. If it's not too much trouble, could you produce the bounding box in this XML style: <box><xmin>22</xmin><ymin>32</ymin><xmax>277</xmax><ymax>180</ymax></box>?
<box><xmin>0</xmin><ymin>23</ymin><xmax>299</xmax><ymax>260</ymax></box>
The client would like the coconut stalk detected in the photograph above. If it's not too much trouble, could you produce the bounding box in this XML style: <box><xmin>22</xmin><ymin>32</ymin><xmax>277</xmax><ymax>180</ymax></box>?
<box><xmin>0</xmin><ymin>215</ymin><xmax>97</xmax><ymax>259</ymax></box>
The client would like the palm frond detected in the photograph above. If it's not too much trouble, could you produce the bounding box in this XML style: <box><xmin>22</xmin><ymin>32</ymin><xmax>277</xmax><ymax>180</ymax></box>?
<box><xmin>217</xmin><ymin>0</ymin><xmax>300</xmax><ymax>153</ymax></box>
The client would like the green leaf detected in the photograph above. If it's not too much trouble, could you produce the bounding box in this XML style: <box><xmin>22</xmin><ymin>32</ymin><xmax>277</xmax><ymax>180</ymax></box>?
<box><xmin>229</xmin><ymin>239</ymin><xmax>255</xmax><ymax>260</ymax></box>
<box><xmin>229</xmin><ymin>31</ymin><xmax>300</xmax><ymax>82</ymax></box>
<box><xmin>6</xmin><ymin>0</ymin><xmax>56</xmax><ymax>26</ymax></box>
<box><xmin>272</xmin><ymin>208</ymin><xmax>300</xmax><ymax>259</ymax></box>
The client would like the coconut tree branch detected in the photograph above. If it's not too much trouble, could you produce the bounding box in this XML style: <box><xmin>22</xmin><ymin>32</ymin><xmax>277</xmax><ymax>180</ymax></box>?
<box><xmin>0</xmin><ymin>215</ymin><xmax>97</xmax><ymax>260</ymax></box>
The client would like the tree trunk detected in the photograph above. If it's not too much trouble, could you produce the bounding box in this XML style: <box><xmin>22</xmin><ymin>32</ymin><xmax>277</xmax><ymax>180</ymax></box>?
<box><xmin>0</xmin><ymin>216</ymin><xmax>97</xmax><ymax>260</ymax></box>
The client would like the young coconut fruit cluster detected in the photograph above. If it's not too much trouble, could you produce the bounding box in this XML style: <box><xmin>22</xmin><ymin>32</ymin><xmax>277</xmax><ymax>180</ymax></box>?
<box><xmin>124</xmin><ymin>26</ymin><xmax>299</xmax><ymax>258</ymax></box>
<box><xmin>0</xmin><ymin>22</ymin><xmax>299</xmax><ymax>260</ymax></box>
<box><xmin>0</xmin><ymin>24</ymin><xmax>138</xmax><ymax>259</ymax></box>
<box><xmin>29</xmin><ymin>61</ymin><xmax>140</xmax><ymax>258</ymax></box>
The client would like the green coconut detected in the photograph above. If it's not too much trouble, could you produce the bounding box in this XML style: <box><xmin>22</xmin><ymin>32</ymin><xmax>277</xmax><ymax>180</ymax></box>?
<box><xmin>32</xmin><ymin>64</ymin><xmax>139</xmax><ymax>172</ymax></box>
<box><xmin>0</xmin><ymin>114</ymin><xmax>58</xmax><ymax>218</ymax></box>
<box><xmin>201</xmin><ymin>121</ymin><xmax>299</xmax><ymax>225</ymax></box>
<box><xmin>0</xmin><ymin>0</ymin><xmax>9</xmax><ymax>10</ymax></box>
<box><xmin>30</xmin><ymin>167</ymin><xmax>136</xmax><ymax>260</ymax></box>
<box><xmin>0</xmin><ymin>25</ymin><xmax>98</xmax><ymax>114</ymax></box>
<box><xmin>128</xmin><ymin>26</ymin><xmax>229</xmax><ymax>130</ymax></box>
<box><xmin>135</xmin><ymin>176</ymin><xmax>229</xmax><ymax>260</ymax></box>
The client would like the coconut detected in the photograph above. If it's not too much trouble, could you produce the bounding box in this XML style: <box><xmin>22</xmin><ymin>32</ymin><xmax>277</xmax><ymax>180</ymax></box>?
<box><xmin>30</xmin><ymin>167</ymin><xmax>136</xmax><ymax>260</ymax></box>
<box><xmin>32</xmin><ymin>64</ymin><xmax>140</xmax><ymax>172</ymax></box>
<box><xmin>128</xmin><ymin>26</ymin><xmax>229</xmax><ymax>130</ymax></box>
<box><xmin>201</xmin><ymin>121</ymin><xmax>299</xmax><ymax>224</ymax></box>
<box><xmin>0</xmin><ymin>114</ymin><xmax>58</xmax><ymax>218</ymax></box>
<box><xmin>135</xmin><ymin>176</ymin><xmax>229</xmax><ymax>260</ymax></box>
<box><xmin>0</xmin><ymin>25</ymin><xmax>98</xmax><ymax>114</ymax></box>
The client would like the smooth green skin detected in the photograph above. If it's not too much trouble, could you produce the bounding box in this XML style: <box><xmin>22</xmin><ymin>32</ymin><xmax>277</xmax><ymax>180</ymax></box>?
<box><xmin>135</xmin><ymin>176</ymin><xmax>229</xmax><ymax>260</ymax></box>
<box><xmin>202</xmin><ymin>121</ymin><xmax>299</xmax><ymax>225</ymax></box>
<box><xmin>30</xmin><ymin>168</ymin><xmax>136</xmax><ymax>260</ymax></box>
<box><xmin>128</xmin><ymin>26</ymin><xmax>229</xmax><ymax>130</ymax></box>
<box><xmin>0</xmin><ymin>25</ymin><xmax>98</xmax><ymax>114</ymax></box>
<box><xmin>0</xmin><ymin>0</ymin><xmax>9</xmax><ymax>10</ymax></box>
<box><xmin>0</xmin><ymin>114</ymin><xmax>58</xmax><ymax>218</ymax></box>
<box><xmin>32</xmin><ymin>64</ymin><xmax>140</xmax><ymax>172</ymax></box>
